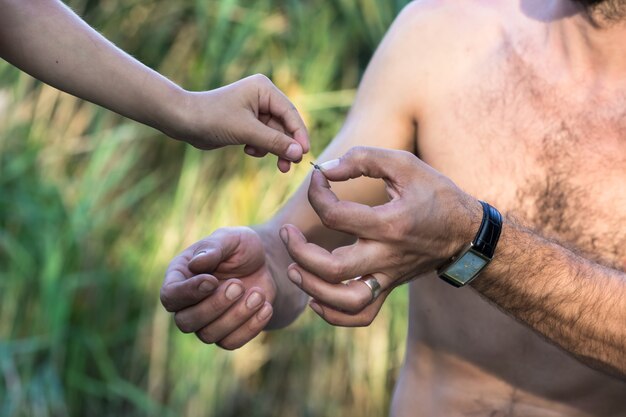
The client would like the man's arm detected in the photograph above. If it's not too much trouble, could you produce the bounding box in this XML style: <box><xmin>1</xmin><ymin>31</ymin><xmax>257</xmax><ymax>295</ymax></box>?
<box><xmin>471</xmin><ymin>220</ymin><xmax>626</xmax><ymax>378</ymax></box>
<box><xmin>0</xmin><ymin>0</ymin><xmax>308</xmax><ymax>169</ymax></box>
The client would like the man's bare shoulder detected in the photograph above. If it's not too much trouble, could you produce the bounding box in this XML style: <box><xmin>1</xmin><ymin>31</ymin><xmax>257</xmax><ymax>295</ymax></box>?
<box><xmin>396</xmin><ymin>0</ymin><xmax>516</xmax><ymax>50</ymax></box>
<box><xmin>388</xmin><ymin>1</ymin><xmax>519</xmax><ymax>116</ymax></box>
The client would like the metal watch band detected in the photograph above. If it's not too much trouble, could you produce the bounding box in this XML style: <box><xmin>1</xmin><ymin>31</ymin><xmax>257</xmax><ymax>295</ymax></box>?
<box><xmin>473</xmin><ymin>201</ymin><xmax>503</xmax><ymax>259</ymax></box>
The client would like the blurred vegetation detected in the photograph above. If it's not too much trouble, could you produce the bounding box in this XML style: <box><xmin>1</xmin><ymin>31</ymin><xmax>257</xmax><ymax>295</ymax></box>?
<box><xmin>0</xmin><ymin>0</ymin><xmax>411</xmax><ymax>416</ymax></box>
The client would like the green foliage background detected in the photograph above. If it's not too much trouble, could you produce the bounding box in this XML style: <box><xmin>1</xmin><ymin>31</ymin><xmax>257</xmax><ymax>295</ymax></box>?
<box><xmin>0</xmin><ymin>0</ymin><xmax>411</xmax><ymax>415</ymax></box>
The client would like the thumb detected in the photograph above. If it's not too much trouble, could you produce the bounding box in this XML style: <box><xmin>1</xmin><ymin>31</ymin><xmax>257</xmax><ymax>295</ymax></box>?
<box><xmin>244</xmin><ymin>121</ymin><xmax>304</xmax><ymax>162</ymax></box>
<box><xmin>188</xmin><ymin>230</ymin><xmax>241</xmax><ymax>274</ymax></box>
<box><xmin>188</xmin><ymin>247</ymin><xmax>224</xmax><ymax>275</ymax></box>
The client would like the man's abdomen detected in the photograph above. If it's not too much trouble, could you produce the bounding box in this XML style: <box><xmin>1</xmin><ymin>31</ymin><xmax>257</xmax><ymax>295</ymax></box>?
<box><xmin>394</xmin><ymin>276</ymin><xmax>626</xmax><ymax>417</ymax></box>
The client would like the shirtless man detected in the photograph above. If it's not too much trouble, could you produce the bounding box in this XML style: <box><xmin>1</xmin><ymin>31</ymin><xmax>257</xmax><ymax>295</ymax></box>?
<box><xmin>161</xmin><ymin>1</ymin><xmax>626</xmax><ymax>415</ymax></box>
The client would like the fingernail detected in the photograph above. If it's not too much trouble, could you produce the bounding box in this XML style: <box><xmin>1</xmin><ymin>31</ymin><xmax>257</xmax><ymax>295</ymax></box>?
<box><xmin>225</xmin><ymin>283</ymin><xmax>244</xmax><ymax>301</ymax></box>
<box><xmin>257</xmin><ymin>303</ymin><xmax>273</xmax><ymax>320</ymax></box>
<box><xmin>279</xmin><ymin>227</ymin><xmax>289</xmax><ymax>244</ymax></box>
<box><xmin>287</xmin><ymin>268</ymin><xmax>302</xmax><ymax>286</ymax></box>
<box><xmin>319</xmin><ymin>159</ymin><xmax>339</xmax><ymax>171</ymax></box>
<box><xmin>309</xmin><ymin>301</ymin><xmax>323</xmax><ymax>316</ymax></box>
<box><xmin>198</xmin><ymin>280</ymin><xmax>215</xmax><ymax>293</ymax></box>
<box><xmin>191</xmin><ymin>251</ymin><xmax>207</xmax><ymax>261</ymax></box>
<box><xmin>246</xmin><ymin>292</ymin><xmax>263</xmax><ymax>309</ymax></box>
<box><xmin>285</xmin><ymin>143</ymin><xmax>302</xmax><ymax>161</ymax></box>
<box><xmin>244</xmin><ymin>147</ymin><xmax>256</xmax><ymax>156</ymax></box>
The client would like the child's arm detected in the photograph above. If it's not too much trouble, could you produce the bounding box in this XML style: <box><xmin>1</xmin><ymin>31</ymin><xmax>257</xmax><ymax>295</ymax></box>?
<box><xmin>0</xmin><ymin>0</ymin><xmax>308</xmax><ymax>171</ymax></box>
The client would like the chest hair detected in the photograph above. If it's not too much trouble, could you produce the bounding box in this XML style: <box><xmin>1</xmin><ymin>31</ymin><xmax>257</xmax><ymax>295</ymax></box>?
<box><xmin>457</xmin><ymin>42</ymin><xmax>626</xmax><ymax>269</ymax></box>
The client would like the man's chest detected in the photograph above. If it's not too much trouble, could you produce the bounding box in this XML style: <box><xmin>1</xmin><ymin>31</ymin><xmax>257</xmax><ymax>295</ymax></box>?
<box><xmin>417</xmin><ymin>66</ymin><xmax>626</xmax><ymax>270</ymax></box>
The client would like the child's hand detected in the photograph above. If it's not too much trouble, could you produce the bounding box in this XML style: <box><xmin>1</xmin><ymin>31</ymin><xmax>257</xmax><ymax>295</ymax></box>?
<box><xmin>167</xmin><ymin>74</ymin><xmax>309</xmax><ymax>172</ymax></box>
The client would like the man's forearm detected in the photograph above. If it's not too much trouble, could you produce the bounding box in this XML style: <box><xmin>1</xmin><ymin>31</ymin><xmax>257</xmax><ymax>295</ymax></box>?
<box><xmin>0</xmin><ymin>0</ymin><xmax>184</xmax><ymax>133</ymax></box>
<box><xmin>471</xmin><ymin>218</ymin><xmax>626</xmax><ymax>378</ymax></box>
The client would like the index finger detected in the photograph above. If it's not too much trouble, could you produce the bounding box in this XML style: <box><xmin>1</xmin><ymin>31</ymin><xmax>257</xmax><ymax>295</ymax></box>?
<box><xmin>308</xmin><ymin>169</ymin><xmax>389</xmax><ymax>239</ymax></box>
<box><xmin>261</xmin><ymin>84</ymin><xmax>309</xmax><ymax>154</ymax></box>
<box><xmin>280</xmin><ymin>224</ymin><xmax>384</xmax><ymax>282</ymax></box>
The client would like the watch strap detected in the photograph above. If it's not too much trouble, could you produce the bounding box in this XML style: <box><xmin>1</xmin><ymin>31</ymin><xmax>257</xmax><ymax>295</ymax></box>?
<box><xmin>472</xmin><ymin>201</ymin><xmax>503</xmax><ymax>258</ymax></box>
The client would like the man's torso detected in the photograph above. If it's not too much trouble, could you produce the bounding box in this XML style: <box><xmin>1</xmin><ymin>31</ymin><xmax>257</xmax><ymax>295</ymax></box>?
<box><xmin>392</xmin><ymin>1</ymin><xmax>626</xmax><ymax>415</ymax></box>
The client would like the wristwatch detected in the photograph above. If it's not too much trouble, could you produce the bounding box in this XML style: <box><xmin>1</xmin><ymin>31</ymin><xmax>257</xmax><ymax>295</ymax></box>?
<box><xmin>437</xmin><ymin>201</ymin><xmax>503</xmax><ymax>287</ymax></box>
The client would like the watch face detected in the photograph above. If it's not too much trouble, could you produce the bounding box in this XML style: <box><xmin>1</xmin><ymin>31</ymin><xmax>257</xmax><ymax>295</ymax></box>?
<box><xmin>444</xmin><ymin>251</ymin><xmax>489</xmax><ymax>284</ymax></box>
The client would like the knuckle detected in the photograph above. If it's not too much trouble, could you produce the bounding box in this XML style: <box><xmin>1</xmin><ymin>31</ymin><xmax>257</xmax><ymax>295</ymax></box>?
<box><xmin>386</xmin><ymin>214</ymin><xmax>410</xmax><ymax>242</ymax></box>
<box><xmin>251</xmin><ymin>73</ymin><xmax>271</xmax><ymax>87</ymax></box>
<box><xmin>344</xmin><ymin>294</ymin><xmax>368</xmax><ymax>314</ymax></box>
<box><xmin>322</xmin><ymin>316</ymin><xmax>341</xmax><ymax>327</ymax></box>
<box><xmin>217</xmin><ymin>340</ymin><xmax>241</xmax><ymax>351</ymax></box>
<box><xmin>398</xmin><ymin>149</ymin><xmax>415</xmax><ymax>160</ymax></box>
<box><xmin>319</xmin><ymin>207</ymin><xmax>339</xmax><ymax>229</ymax></box>
<box><xmin>358</xmin><ymin>314</ymin><xmax>375</xmax><ymax>327</ymax></box>
<box><xmin>213</xmin><ymin>296</ymin><xmax>249</xmax><ymax>322</ymax></box>
<box><xmin>347</xmin><ymin>146</ymin><xmax>367</xmax><ymax>162</ymax></box>
<box><xmin>355</xmin><ymin>293</ymin><xmax>372</xmax><ymax>311</ymax></box>
<box><xmin>211</xmin><ymin>295</ymin><xmax>233</xmax><ymax>313</ymax></box>
<box><xmin>347</xmin><ymin>312</ymin><xmax>374</xmax><ymax>328</ymax></box>
<box><xmin>388</xmin><ymin>250</ymin><xmax>405</xmax><ymax>268</ymax></box>
<box><xmin>159</xmin><ymin>287</ymin><xmax>174</xmax><ymax>312</ymax></box>
<box><xmin>174</xmin><ymin>313</ymin><xmax>194</xmax><ymax>334</ymax></box>
<box><xmin>381</xmin><ymin>219</ymin><xmax>397</xmax><ymax>240</ymax></box>
<box><xmin>246</xmin><ymin>316</ymin><xmax>263</xmax><ymax>332</ymax></box>
<box><xmin>327</xmin><ymin>259</ymin><xmax>346</xmax><ymax>280</ymax></box>
<box><xmin>398</xmin><ymin>150</ymin><xmax>417</xmax><ymax>167</ymax></box>
<box><xmin>342</xmin><ymin>304</ymin><xmax>361</xmax><ymax>315</ymax></box>
<box><xmin>269</xmin><ymin>132</ymin><xmax>284</xmax><ymax>152</ymax></box>
<box><xmin>389</xmin><ymin>224</ymin><xmax>405</xmax><ymax>242</ymax></box>
<box><xmin>196</xmin><ymin>328</ymin><xmax>218</xmax><ymax>345</ymax></box>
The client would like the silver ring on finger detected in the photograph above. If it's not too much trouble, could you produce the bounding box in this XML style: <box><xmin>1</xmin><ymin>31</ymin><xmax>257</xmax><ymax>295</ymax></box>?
<box><xmin>357</xmin><ymin>275</ymin><xmax>381</xmax><ymax>302</ymax></box>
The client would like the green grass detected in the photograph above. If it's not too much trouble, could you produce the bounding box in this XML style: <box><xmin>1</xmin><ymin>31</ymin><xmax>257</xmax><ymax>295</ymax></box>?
<box><xmin>0</xmin><ymin>1</ymin><xmax>411</xmax><ymax>415</ymax></box>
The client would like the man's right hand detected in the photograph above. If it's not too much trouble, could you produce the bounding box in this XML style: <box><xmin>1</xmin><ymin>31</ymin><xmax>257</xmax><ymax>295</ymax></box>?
<box><xmin>160</xmin><ymin>227</ymin><xmax>276</xmax><ymax>350</ymax></box>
